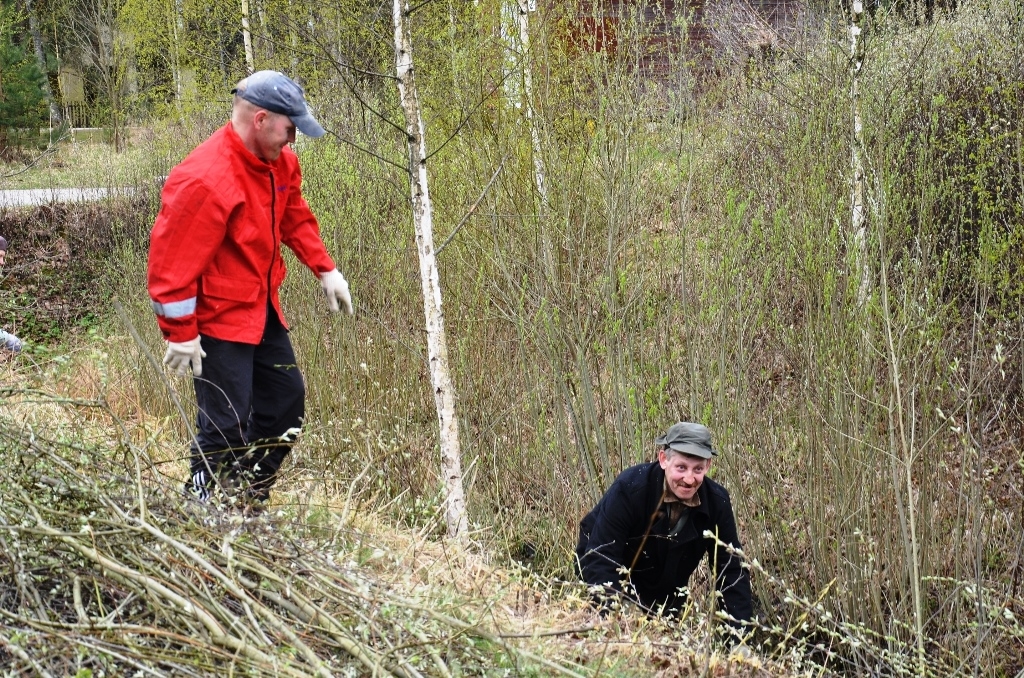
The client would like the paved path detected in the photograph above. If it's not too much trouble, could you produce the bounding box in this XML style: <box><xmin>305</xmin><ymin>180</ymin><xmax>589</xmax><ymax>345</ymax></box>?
<box><xmin>0</xmin><ymin>187</ymin><xmax>130</xmax><ymax>208</ymax></box>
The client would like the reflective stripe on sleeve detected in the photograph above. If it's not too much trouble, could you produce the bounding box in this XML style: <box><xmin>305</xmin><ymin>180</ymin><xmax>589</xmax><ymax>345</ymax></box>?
<box><xmin>151</xmin><ymin>297</ymin><xmax>197</xmax><ymax>318</ymax></box>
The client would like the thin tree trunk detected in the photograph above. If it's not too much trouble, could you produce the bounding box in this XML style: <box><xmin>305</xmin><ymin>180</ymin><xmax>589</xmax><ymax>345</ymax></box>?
<box><xmin>170</xmin><ymin>0</ymin><xmax>183</xmax><ymax>108</ymax></box>
<box><xmin>92</xmin><ymin>0</ymin><xmax>123</xmax><ymax>151</ymax></box>
<box><xmin>23</xmin><ymin>0</ymin><xmax>62</xmax><ymax>124</ymax></box>
<box><xmin>287</xmin><ymin>0</ymin><xmax>298</xmax><ymax>75</ymax></box>
<box><xmin>508</xmin><ymin>0</ymin><xmax>556</xmax><ymax>290</ymax></box>
<box><xmin>241</xmin><ymin>0</ymin><xmax>255</xmax><ymax>73</ymax></box>
<box><xmin>515</xmin><ymin>0</ymin><xmax>546</xmax><ymax>211</ymax></box>
<box><xmin>516</xmin><ymin>1</ymin><xmax>545</xmax><ymax>206</ymax></box>
<box><xmin>0</xmin><ymin>67</ymin><xmax>7</xmax><ymax>151</ymax></box>
<box><xmin>851</xmin><ymin>1</ymin><xmax>923</xmax><ymax>672</ymax></box>
<box><xmin>849</xmin><ymin>0</ymin><xmax>869</xmax><ymax>303</ymax></box>
<box><xmin>255</xmin><ymin>0</ymin><xmax>272</xmax><ymax>63</ymax></box>
<box><xmin>392</xmin><ymin>0</ymin><xmax>467</xmax><ymax>539</ymax></box>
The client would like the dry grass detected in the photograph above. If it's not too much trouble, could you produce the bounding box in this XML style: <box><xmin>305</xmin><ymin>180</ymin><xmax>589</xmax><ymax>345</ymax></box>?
<box><xmin>0</xmin><ymin>353</ymin><xmax>790</xmax><ymax>677</ymax></box>
<box><xmin>0</xmin><ymin>136</ymin><xmax>149</xmax><ymax>191</ymax></box>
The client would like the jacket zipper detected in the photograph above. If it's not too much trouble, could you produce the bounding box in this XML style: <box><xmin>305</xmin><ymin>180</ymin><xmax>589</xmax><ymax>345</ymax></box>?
<box><xmin>268</xmin><ymin>172</ymin><xmax>277</xmax><ymax>312</ymax></box>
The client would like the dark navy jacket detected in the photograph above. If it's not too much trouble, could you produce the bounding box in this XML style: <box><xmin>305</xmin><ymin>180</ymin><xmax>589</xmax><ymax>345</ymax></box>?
<box><xmin>576</xmin><ymin>461</ymin><xmax>753</xmax><ymax>623</ymax></box>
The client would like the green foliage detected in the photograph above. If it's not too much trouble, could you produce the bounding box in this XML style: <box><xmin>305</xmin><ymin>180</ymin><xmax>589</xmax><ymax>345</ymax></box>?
<box><xmin>120</xmin><ymin>0</ymin><xmax>251</xmax><ymax>114</ymax></box>
<box><xmin>677</xmin><ymin>4</ymin><xmax>1024</xmax><ymax>673</ymax></box>
<box><xmin>0</xmin><ymin>2</ymin><xmax>47</xmax><ymax>144</ymax></box>
<box><xmin>866</xmin><ymin>11</ymin><xmax>1024</xmax><ymax>315</ymax></box>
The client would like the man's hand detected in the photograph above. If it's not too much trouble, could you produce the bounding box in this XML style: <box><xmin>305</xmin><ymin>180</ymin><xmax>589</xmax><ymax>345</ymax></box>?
<box><xmin>320</xmin><ymin>269</ymin><xmax>353</xmax><ymax>314</ymax></box>
<box><xmin>163</xmin><ymin>337</ymin><xmax>206</xmax><ymax>377</ymax></box>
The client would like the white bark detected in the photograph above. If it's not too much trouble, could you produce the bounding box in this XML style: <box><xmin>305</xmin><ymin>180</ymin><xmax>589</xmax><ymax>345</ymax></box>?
<box><xmin>851</xmin><ymin>2</ymin><xmax>922</xmax><ymax>671</ymax></box>
<box><xmin>287</xmin><ymin>0</ymin><xmax>299</xmax><ymax>75</ymax></box>
<box><xmin>241</xmin><ymin>0</ymin><xmax>255</xmax><ymax>73</ymax></box>
<box><xmin>515</xmin><ymin>0</ymin><xmax>547</xmax><ymax>209</ymax></box>
<box><xmin>171</xmin><ymin>0</ymin><xmax>184</xmax><ymax>106</ymax></box>
<box><xmin>509</xmin><ymin>0</ymin><xmax>555</xmax><ymax>285</ymax></box>
<box><xmin>392</xmin><ymin>0</ymin><xmax>467</xmax><ymax>539</ymax></box>
<box><xmin>254</xmin><ymin>0</ymin><xmax>272</xmax><ymax>63</ymax></box>
<box><xmin>849</xmin><ymin>0</ymin><xmax>869</xmax><ymax>304</ymax></box>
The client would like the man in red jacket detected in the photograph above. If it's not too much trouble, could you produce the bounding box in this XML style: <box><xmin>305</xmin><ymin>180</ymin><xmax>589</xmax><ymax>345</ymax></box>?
<box><xmin>148</xmin><ymin>70</ymin><xmax>352</xmax><ymax>506</ymax></box>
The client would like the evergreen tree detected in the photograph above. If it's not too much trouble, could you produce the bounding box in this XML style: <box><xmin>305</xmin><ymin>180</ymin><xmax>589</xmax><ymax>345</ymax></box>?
<box><xmin>0</xmin><ymin>2</ymin><xmax>47</xmax><ymax>149</ymax></box>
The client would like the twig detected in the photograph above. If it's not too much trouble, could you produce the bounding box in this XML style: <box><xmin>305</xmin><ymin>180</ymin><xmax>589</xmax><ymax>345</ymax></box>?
<box><xmin>436</xmin><ymin>156</ymin><xmax>508</xmax><ymax>257</ymax></box>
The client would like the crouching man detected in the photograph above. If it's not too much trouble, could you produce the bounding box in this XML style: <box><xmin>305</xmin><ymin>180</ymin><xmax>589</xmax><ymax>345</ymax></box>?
<box><xmin>575</xmin><ymin>422</ymin><xmax>753</xmax><ymax>631</ymax></box>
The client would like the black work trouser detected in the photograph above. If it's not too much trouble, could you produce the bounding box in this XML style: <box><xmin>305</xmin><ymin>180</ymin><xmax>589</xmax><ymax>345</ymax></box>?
<box><xmin>189</xmin><ymin>305</ymin><xmax>305</xmax><ymax>500</ymax></box>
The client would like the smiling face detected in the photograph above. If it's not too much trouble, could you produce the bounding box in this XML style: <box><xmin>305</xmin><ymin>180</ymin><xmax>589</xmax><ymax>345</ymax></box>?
<box><xmin>252</xmin><ymin>110</ymin><xmax>296</xmax><ymax>162</ymax></box>
<box><xmin>658</xmin><ymin>448</ymin><xmax>711</xmax><ymax>502</ymax></box>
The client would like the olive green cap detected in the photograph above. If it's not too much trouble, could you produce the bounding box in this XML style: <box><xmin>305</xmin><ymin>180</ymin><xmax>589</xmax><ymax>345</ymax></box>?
<box><xmin>655</xmin><ymin>422</ymin><xmax>717</xmax><ymax>459</ymax></box>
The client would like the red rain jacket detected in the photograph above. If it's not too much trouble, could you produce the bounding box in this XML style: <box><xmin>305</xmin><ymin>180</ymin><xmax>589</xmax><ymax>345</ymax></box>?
<box><xmin>147</xmin><ymin>123</ymin><xmax>335</xmax><ymax>344</ymax></box>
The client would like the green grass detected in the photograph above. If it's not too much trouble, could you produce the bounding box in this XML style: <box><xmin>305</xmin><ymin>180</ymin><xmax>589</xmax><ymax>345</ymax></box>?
<box><xmin>0</xmin><ymin>138</ymin><xmax>149</xmax><ymax>190</ymax></box>
<box><xmin>0</xmin><ymin>119</ymin><xmax>215</xmax><ymax>191</ymax></box>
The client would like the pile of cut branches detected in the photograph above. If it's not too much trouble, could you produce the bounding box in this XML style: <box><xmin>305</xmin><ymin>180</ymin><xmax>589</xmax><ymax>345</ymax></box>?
<box><xmin>0</xmin><ymin>391</ymin><xmax>586</xmax><ymax>677</ymax></box>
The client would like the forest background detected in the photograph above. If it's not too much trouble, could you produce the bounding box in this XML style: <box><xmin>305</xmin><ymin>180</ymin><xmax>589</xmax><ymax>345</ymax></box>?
<box><xmin>0</xmin><ymin>0</ymin><xmax>1022</xmax><ymax>675</ymax></box>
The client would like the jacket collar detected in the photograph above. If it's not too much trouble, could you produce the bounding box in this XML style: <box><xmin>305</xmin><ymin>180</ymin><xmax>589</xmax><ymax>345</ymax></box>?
<box><xmin>693</xmin><ymin>480</ymin><xmax>712</xmax><ymax>519</ymax></box>
<box><xmin>222</xmin><ymin>122</ymin><xmax>277</xmax><ymax>174</ymax></box>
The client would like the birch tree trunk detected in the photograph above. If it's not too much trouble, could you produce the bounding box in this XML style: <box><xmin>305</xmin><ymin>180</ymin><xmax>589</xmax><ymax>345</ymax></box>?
<box><xmin>254</xmin><ymin>0</ymin><xmax>273</xmax><ymax>64</ymax></box>
<box><xmin>851</xmin><ymin>3</ymin><xmax>923</xmax><ymax>672</ymax></box>
<box><xmin>514</xmin><ymin>0</ymin><xmax>547</xmax><ymax>211</ymax></box>
<box><xmin>287</xmin><ymin>0</ymin><xmax>299</xmax><ymax>75</ymax></box>
<box><xmin>23</xmin><ymin>0</ymin><xmax>62</xmax><ymax>124</ymax></box>
<box><xmin>506</xmin><ymin>0</ymin><xmax>555</xmax><ymax>283</ymax></box>
<box><xmin>241</xmin><ymin>0</ymin><xmax>255</xmax><ymax>73</ymax></box>
<box><xmin>849</xmin><ymin>0</ymin><xmax>870</xmax><ymax>303</ymax></box>
<box><xmin>171</xmin><ymin>0</ymin><xmax>184</xmax><ymax>109</ymax></box>
<box><xmin>391</xmin><ymin>0</ymin><xmax>467</xmax><ymax>539</ymax></box>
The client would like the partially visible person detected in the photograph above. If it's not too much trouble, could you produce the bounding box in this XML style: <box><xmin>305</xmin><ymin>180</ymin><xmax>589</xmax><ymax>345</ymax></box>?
<box><xmin>147</xmin><ymin>70</ymin><xmax>352</xmax><ymax>507</ymax></box>
<box><xmin>576</xmin><ymin>422</ymin><xmax>753</xmax><ymax>632</ymax></box>
<box><xmin>0</xmin><ymin>236</ymin><xmax>23</xmax><ymax>353</ymax></box>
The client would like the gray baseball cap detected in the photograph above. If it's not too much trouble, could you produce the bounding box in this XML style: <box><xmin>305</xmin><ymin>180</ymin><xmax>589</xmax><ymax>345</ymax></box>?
<box><xmin>655</xmin><ymin>422</ymin><xmax>717</xmax><ymax>459</ymax></box>
<box><xmin>232</xmin><ymin>70</ymin><xmax>326</xmax><ymax>138</ymax></box>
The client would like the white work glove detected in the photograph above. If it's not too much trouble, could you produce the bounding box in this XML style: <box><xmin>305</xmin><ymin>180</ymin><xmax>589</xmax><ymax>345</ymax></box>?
<box><xmin>320</xmin><ymin>268</ymin><xmax>353</xmax><ymax>314</ymax></box>
<box><xmin>163</xmin><ymin>337</ymin><xmax>206</xmax><ymax>378</ymax></box>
